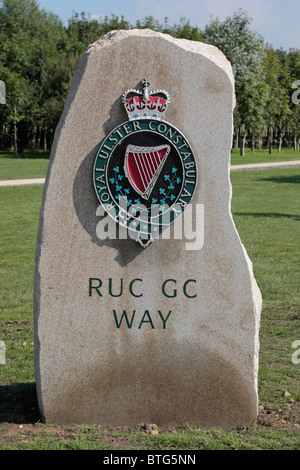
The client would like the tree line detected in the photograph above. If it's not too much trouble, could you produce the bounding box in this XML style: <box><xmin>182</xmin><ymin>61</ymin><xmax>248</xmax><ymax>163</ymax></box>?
<box><xmin>0</xmin><ymin>0</ymin><xmax>299</xmax><ymax>157</ymax></box>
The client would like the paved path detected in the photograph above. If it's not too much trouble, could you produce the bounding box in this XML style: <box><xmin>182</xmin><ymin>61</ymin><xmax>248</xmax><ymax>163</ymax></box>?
<box><xmin>0</xmin><ymin>161</ymin><xmax>300</xmax><ymax>187</ymax></box>
<box><xmin>0</xmin><ymin>178</ymin><xmax>46</xmax><ymax>187</ymax></box>
<box><xmin>230</xmin><ymin>160</ymin><xmax>300</xmax><ymax>171</ymax></box>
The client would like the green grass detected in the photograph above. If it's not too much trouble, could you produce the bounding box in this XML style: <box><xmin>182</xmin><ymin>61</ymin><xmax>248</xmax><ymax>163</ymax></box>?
<box><xmin>0</xmin><ymin>150</ymin><xmax>50</xmax><ymax>180</ymax></box>
<box><xmin>0</xmin><ymin>423</ymin><xmax>299</xmax><ymax>450</ymax></box>
<box><xmin>230</xmin><ymin>169</ymin><xmax>300</xmax><ymax>411</ymax></box>
<box><xmin>0</xmin><ymin>185</ymin><xmax>43</xmax><ymax>385</ymax></box>
<box><xmin>0</xmin><ymin>167</ymin><xmax>299</xmax><ymax>450</ymax></box>
<box><xmin>0</xmin><ymin>147</ymin><xmax>299</xmax><ymax>182</ymax></box>
<box><xmin>231</xmin><ymin>146</ymin><xmax>300</xmax><ymax>166</ymax></box>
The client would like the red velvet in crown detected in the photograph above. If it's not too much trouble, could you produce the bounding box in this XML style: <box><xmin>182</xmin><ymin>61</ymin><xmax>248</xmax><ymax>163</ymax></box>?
<box><xmin>125</xmin><ymin>95</ymin><xmax>168</xmax><ymax>120</ymax></box>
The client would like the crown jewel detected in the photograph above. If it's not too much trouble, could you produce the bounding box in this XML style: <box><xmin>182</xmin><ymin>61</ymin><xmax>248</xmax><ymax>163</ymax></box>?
<box><xmin>122</xmin><ymin>78</ymin><xmax>170</xmax><ymax>121</ymax></box>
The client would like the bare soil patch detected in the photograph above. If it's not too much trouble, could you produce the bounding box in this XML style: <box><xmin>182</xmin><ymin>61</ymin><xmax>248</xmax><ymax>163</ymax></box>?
<box><xmin>0</xmin><ymin>403</ymin><xmax>299</xmax><ymax>449</ymax></box>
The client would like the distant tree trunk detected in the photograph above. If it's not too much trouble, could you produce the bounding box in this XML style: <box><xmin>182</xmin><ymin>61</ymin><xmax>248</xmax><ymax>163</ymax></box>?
<box><xmin>255</xmin><ymin>128</ymin><xmax>263</xmax><ymax>151</ymax></box>
<box><xmin>240</xmin><ymin>131</ymin><xmax>247</xmax><ymax>156</ymax></box>
<box><xmin>37</xmin><ymin>126</ymin><xmax>41</xmax><ymax>151</ymax></box>
<box><xmin>30</xmin><ymin>125</ymin><xmax>37</xmax><ymax>154</ymax></box>
<box><xmin>268</xmin><ymin>126</ymin><xmax>273</xmax><ymax>154</ymax></box>
<box><xmin>13</xmin><ymin>103</ymin><xmax>19</xmax><ymax>158</ymax></box>
<box><xmin>288</xmin><ymin>130</ymin><xmax>292</xmax><ymax>148</ymax></box>
<box><xmin>49</xmin><ymin>128</ymin><xmax>54</xmax><ymax>149</ymax></box>
<box><xmin>234</xmin><ymin>127</ymin><xmax>239</xmax><ymax>149</ymax></box>
<box><xmin>267</xmin><ymin>128</ymin><xmax>270</xmax><ymax>149</ymax></box>
<box><xmin>278</xmin><ymin>131</ymin><xmax>284</xmax><ymax>153</ymax></box>
<box><xmin>251</xmin><ymin>129</ymin><xmax>255</xmax><ymax>153</ymax></box>
<box><xmin>294</xmin><ymin>131</ymin><xmax>298</xmax><ymax>151</ymax></box>
<box><xmin>257</xmin><ymin>133</ymin><xmax>263</xmax><ymax>151</ymax></box>
<box><xmin>43</xmin><ymin>127</ymin><xmax>47</xmax><ymax>151</ymax></box>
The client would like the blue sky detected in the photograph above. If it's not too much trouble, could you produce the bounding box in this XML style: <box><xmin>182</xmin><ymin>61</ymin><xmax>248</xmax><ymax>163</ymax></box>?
<box><xmin>37</xmin><ymin>0</ymin><xmax>300</xmax><ymax>50</ymax></box>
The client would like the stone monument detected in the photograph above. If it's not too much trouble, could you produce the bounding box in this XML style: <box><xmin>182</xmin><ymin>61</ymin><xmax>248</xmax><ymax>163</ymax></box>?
<box><xmin>34</xmin><ymin>29</ymin><xmax>262</xmax><ymax>430</ymax></box>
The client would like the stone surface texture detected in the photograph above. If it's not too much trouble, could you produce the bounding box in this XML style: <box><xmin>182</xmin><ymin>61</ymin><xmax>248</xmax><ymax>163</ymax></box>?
<box><xmin>34</xmin><ymin>29</ymin><xmax>262</xmax><ymax>430</ymax></box>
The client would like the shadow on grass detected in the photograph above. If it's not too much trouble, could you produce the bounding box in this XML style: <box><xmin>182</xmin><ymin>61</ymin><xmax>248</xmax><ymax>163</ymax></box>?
<box><xmin>0</xmin><ymin>151</ymin><xmax>50</xmax><ymax>160</ymax></box>
<box><xmin>257</xmin><ymin>175</ymin><xmax>300</xmax><ymax>184</ymax></box>
<box><xmin>233</xmin><ymin>212</ymin><xmax>300</xmax><ymax>222</ymax></box>
<box><xmin>0</xmin><ymin>382</ymin><xmax>41</xmax><ymax>424</ymax></box>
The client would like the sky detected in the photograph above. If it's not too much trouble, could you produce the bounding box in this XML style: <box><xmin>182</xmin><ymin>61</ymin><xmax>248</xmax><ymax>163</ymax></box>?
<box><xmin>37</xmin><ymin>0</ymin><xmax>300</xmax><ymax>50</ymax></box>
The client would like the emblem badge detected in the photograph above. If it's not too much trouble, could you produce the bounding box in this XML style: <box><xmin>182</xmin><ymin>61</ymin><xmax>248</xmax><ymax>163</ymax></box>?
<box><xmin>93</xmin><ymin>79</ymin><xmax>197</xmax><ymax>247</ymax></box>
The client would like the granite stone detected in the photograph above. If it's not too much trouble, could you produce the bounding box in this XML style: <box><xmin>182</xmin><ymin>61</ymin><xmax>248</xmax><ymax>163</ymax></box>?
<box><xmin>34</xmin><ymin>29</ymin><xmax>262</xmax><ymax>430</ymax></box>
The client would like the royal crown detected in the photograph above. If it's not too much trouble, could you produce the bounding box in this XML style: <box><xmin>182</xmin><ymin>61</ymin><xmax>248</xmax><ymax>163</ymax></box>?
<box><xmin>122</xmin><ymin>78</ymin><xmax>170</xmax><ymax>121</ymax></box>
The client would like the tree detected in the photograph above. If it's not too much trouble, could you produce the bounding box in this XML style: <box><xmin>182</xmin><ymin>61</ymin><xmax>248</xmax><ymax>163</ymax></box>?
<box><xmin>0</xmin><ymin>3</ymin><xmax>299</xmax><ymax>155</ymax></box>
<box><xmin>204</xmin><ymin>9</ymin><xmax>266</xmax><ymax>154</ymax></box>
<box><xmin>166</xmin><ymin>17</ymin><xmax>205</xmax><ymax>41</ymax></box>
<box><xmin>235</xmin><ymin>76</ymin><xmax>268</xmax><ymax>154</ymax></box>
<box><xmin>204</xmin><ymin>9</ymin><xmax>264</xmax><ymax>82</ymax></box>
<box><xmin>262</xmin><ymin>48</ymin><xmax>292</xmax><ymax>153</ymax></box>
<box><xmin>65</xmin><ymin>12</ymin><xmax>130</xmax><ymax>56</ymax></box>
<box><xmin>135</xmin><ymin>16</ymin><xmax>205</xmax><ymax>42</ymax></box>
<box><xmin>276</xmin><ymin>48</ymin><xmax>300</xmax><ymax>150</ymax></box>
<box><xmin>0</xmin><ymin>0</ymin><xmax>65</xmax><ymax>153</ymax></box>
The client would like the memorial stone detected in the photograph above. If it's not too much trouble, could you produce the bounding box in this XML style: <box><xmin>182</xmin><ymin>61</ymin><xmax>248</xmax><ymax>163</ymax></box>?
<box><xmin>34</xmin><ymin>29</ymin><xmax>262</xmax><ymax>430</ymax></box>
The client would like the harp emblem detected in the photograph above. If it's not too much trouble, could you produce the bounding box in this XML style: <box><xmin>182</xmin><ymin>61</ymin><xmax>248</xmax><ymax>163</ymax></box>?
<box><xmin>124</xmin><ymin>144</ymin><xmax>171</xmax><ymax>200</ymax></box>
<box><xmin>93</xmin><ymin>79</ymin><xmax>197</xmax><ymax>247</ymax></box>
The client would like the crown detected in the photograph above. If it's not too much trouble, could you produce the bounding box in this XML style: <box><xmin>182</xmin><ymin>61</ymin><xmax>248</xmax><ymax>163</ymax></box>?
<box><xmin>122</xmin><ymin>78</ymin><xmax>170</xmax><ymax>121</ymax></box>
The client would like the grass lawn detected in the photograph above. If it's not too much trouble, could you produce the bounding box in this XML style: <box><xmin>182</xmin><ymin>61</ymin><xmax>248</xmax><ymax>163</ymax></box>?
<box><xmin>0</xmin><ymin>150</ymin><xmax>50</xmax><ymax>180</ymax></box>
<box><xmin>231</xmin><ymin>146</ymin><xmax>300</xmax><ymax>166</ymax></box>
<box><xmin>0</xmin><ymin>167</ymin><xmax>299</xmax><ymax>450</ymax></box>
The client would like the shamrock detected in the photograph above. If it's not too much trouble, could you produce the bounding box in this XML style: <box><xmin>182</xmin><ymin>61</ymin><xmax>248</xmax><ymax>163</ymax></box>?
<box><xmin>131</xmin><ymin>207</ymin><xmax>137</xmax><ymax>214</ymax></box>
<box><xmin>127</xmin><ymin>199</ymin><xmax>132</xmax><ymax>207</ymax></box>
<box><xmin>118</xmin><ymin>175</ymin><xmax>124</xmax><ymax>180</ymax></box>
<box><xmin>124</xmin><ymin>188</ymin><xmax>130</xmax><ymax>194</ymax></box>
<box><xmin>172</xmin><ymin>167</ymin><xmax>177</xmax><ymax>173</ymax></box>
<box><xmin>168</xmin><ymin>183</ymin><xmax>174</xmax><ymax>190</ymax></box>
<box><xmin>116</xmin><ymin>185</ymin><xmax>122</xmax><ymax>192</ymax></box>
<box><xmin>160</xmin><ymin>198</ymin><xmax>166</xmax><ymax>204</ymax></box>
<box><xmin>176</xmin><ymin>177</ymin><xmax>182</xmax><ymax>184</ymax></box>
<box><xmin>164</xmin><ymin>175</ymin><xmax>169</xmax><ymax>181</ymax></box>
<box><xmin>159</xmin><ymin>206</ymin><xmax>165</xmax><ymax>212</ymax></box>
<box><xmin>170</xmin><ymin>194</ymin><xmax>175</xmax><ymax>201</ymax></box>
<box><xmin>134</xmin><ymin>198</ymin><xmax>141</xmax><ymax>204</ymax></box>
<box><xmin>109</xmin><ymin>178</ymin><xmax>115</xmax><ymax>184</ymax></box>
<box><xmin>159</xmin><ymin>188</ymin><xmax>165</xmax><ymax>194</ymax></box>
<box><xmin>113</xmin><ymin>166</ymin><xmax>119</xmax><ymax>173</ymax></box>
<box><xmin>152</xmin><ymin>198</ymin><xmax>157</xmax><ymax>204</ymax></box>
